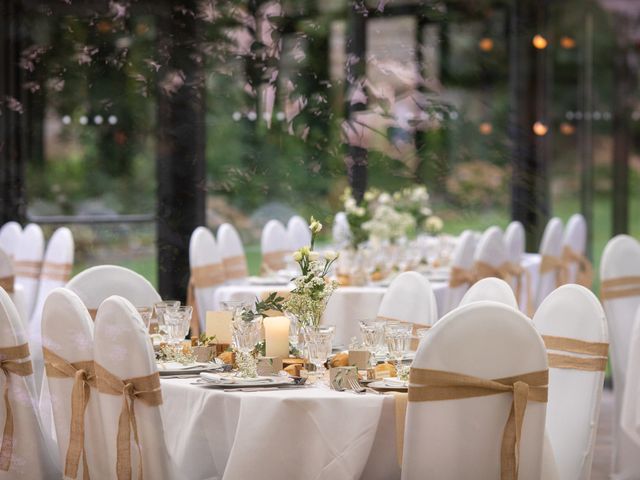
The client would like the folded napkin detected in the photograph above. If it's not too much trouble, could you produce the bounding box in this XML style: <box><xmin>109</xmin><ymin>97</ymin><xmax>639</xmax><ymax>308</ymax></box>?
<box><xmin>383</xmin><ymin>377</ymin><xmax>408</xmax><ymax>387</ymax></box>
<box><xmin>199</xmin><ymin>373</ymin><xmax>275</xmax><ymax>384</ymax></box>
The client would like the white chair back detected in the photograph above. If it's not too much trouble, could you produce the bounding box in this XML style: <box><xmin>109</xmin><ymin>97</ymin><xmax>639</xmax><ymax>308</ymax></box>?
<box><xmin>332</xmin><ymin>212</ymin><xmax>350</xmax><ymax>247</ymax></box>
<box><xmin>562</xmin><ymin>214</ymin><xmax>588</xmax><ymax>285</ymax></box>
<box><xmin>600</xmin><ymin>234</ymin><xmax>640</xmax><ymax>477</ymax></box>
<box><xmin>459</xmin><ymin>277</ymin><xmax>518</xmax><ymax>309</ymax></box>
<box><xmin>217</xmin><ymin>223</ymin><xmax>249</xmax><ymax>282</ymax></box>
<box><xmin>260</xmin><ymin>220</ymin><xmax>289</xmax><ymax>272</ymax></box>
<box><xmin>535</xmin><ymin>217</ymin><xmax>564</xmax><ymax>307</ymax></box>
<box><xmin>14</xmin><ymin>223</ymin><xmax>45</xmax><ymax>319</ymax></box>
<box><xmin>443</xmin><ymin>230</ymin><xmax>477</xmax><ymax>314</ymax></box>
<box><xmin>474</xmin><ymin>226</ymin><xmax>508</xmax><ymax>271</ymax></box>
<box><xmin>66</xmin><ymin>265</ymin><xmax>160</xmax><ymax>317</ymax></box>
<box><xmin>0</xmin><ymin>222</ymin><xmax>21</xmax><ymax>259</ymax></box>
<box><xmin>287</xmin><ymin>215</ymin><xmax>311</xmax><ymax>251</ymax></box>
<box><xmin>377</xmin><ymin>271</ymin><xmax>438</xmax><ymax>327</ymax></box>
<box><xmin>41</xmin><ymin>288</ymin><xmax>108</xmax><ymax>479</ymax></box>
<box><xmin>504</xmin><ymin>221</ymin><xmax>525</xmax><ymax>264</ymax></box>
<box><xmin>0</xmin><ymin>249</ymin><xmax>27</xmax><ymax>328</ymax></box>
<box><xmin>94</xmin><ymin>296</ymin><xmax>176</xmax><ymax>479</ymax></box>
<box><xmin>0</xmin><ymin>287</ymin><xmax>58</xmax><ymax>478</ymax></box>
<box><xmin>533</xmin><ymin>285</ymin><xmax>607</xmax><ymax>480</ymax></box>
<box><xmin>189</xmin><ymin>227</ymin><xmax>225</xmax><ymax>333</ymax></box>
<box><xmin>29</xmin><ymin>227</ymin><xmax>75</xmax><ymax>392</ymax></box>
<box><xmin>402</xmin><ymin>302</ymin><xmax>548</xmax><ymax>479</ymax></box>
<box><xmin>620</xmin><ymin>305</ymin><xmax>640</xmax><ymax>478</ymax></box>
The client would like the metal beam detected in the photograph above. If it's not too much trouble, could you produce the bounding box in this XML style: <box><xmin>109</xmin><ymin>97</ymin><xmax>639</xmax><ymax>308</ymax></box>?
<box><xmin>156</xmin><ymin>3</ymin><xmax>206</xmax><ymax>302</ymax></box>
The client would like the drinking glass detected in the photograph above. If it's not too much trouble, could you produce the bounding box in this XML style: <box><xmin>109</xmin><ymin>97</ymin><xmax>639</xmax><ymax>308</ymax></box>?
<box><xmin>221</xmin><ymin>300</ymin><xmax>252</xmax><ymax>321</ymax></box>
<box><xmin>154</xmin><ymin>300</ymin><xmax>180</xmax><ymax>342</ymax></box>
<box><xmin>303</xmin><ymin>326</ymin><xmax>335</xmax><ymax>382</ymax></box>
<box><xmin>384</xmin><ymin>323</ymin><xmax>412</xmax><ymax>368</ymax></box>
<box><xmin>232</xmin><ymin>315</ymin><xmax>263</xmax><ymax>377</ymax></box>
<box><xmin>359</xmin><ymin>320</ymin><xmax>385</xmax><ymax>366</ymax></box>
<box><xmin>164</xmin><ymin>306</ymin><xmax>193</xmax><ymax>345</ymax></box>
<box><xmin>416</xmin><ymin>327</ymin><xmax>430</xmax><ymax>341</ymax></box>
<box><xmin>136</xmin><ymin>306</ymin><xmax>153</xmax><ymax>331</ymax></box>
<box><xmin>284</xmin><ymin>311</ymin><xmax>300</xmax><ymax>352</ymax></box>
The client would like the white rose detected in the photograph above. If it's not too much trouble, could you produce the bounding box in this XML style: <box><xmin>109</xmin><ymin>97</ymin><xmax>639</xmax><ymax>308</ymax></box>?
<box><xmin>354</xmin><ymin>207</ymin><xmax>366</xmax><ymax>217</ymax></box>
<box><xmin>425</xmin><ymin>216</ymin><xmax>444</xmax><ymax>233</ymax></box>
<box><xmin>309</xmin><ymin>251</ymin><xmax>320</xmax><ymax>261</ymax></box>
<box><xmin>364</xmin><ymin>191</ymin><xmax>376</xmax><ymax>202</ymax></box>
<box><xmin>379</xmin><ymin>193</ymin><xmax>391</xmax><ymax>204</ymax></box>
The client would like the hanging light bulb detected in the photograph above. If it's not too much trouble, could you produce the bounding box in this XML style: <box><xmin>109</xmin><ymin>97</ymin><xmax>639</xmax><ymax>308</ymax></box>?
<box><xmin>560</xmin><ymin>36</ymin><xmax>576</xmax><ymax>49</ymax></box>
<box><xmin>560</xmin><ymin>122</ymin><xmax>576</xmax><ymax>135</ymax></box>
<box><xmin>533</xmin><ymin>121</ymin><xmax>548</xmax><ymax>136</ymax></box>
<box><xmin>479</xmin><ymin>38</ymin><xmax>494</xmax><ymax>52</ymax></box>
<box><xmin>479</xmin><ymin>122</ymin><xmax>493</xmax><ymax>135</ymax></box>
<box><xmin>532</xmin><ymin>35</ymin><xmax>548</xmax><ymax>50</ymax></box>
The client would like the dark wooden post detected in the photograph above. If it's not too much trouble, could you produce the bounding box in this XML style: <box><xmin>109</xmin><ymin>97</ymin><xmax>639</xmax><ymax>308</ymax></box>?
<box><xmin>345</xmin><ymin>1</ymin><xmax>368</xmax><ymax>203</ymax></box>
<box><xmin>508</xmin><ymin>0</ymin><xmax>550</xmax><ymax>250</ymax></box>
<box><xmin>156</xmin><ymin>4</ymin><xmax>206</xmax><ymax>301</ymax></box>
<box><xmin>0</xmin><ymin>0</ymin><xmax>27</xmax><ymax>224</ymax></box>
<box><xmin>611</xmin><ymin>14</ymin><xmax>631</xmax><ymax>236</ymax></box>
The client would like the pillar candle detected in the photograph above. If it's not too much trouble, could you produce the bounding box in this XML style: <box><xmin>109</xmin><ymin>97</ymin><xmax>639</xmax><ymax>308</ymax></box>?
<box><xmin>264</xmin><ymin>316</ymin><xmax>290</xmax><ymax>358</ymax></box>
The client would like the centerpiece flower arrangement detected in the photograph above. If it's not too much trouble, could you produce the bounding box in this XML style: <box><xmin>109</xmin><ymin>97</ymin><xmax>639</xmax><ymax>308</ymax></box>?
<box><xmin>284</xmin><ymin>217</ymin><xmax>339</xmax><ymax>328</ymax></box>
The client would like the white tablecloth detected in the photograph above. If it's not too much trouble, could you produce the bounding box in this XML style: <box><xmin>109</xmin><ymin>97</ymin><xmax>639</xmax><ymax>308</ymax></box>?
<box><xmin>213</xmin><ymin>254</ymin><xmax>541</xmax><ymax>347</ymax></box>
<box><xmin>161</xmin><ymin>379</ymin><xmax>400</xmax><ymax>480</ymax></box>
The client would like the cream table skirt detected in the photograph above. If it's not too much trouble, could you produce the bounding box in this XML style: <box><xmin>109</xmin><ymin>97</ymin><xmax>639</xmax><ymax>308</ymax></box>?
<box><xmin>212</xmin><ymin>255</ymin><xmax>541</xmax><ymax>347</ymax></box>
<box><xmin>161</xmin><ymin>379</ymin><xmax>400</xmax><ymax>480</ymax></box>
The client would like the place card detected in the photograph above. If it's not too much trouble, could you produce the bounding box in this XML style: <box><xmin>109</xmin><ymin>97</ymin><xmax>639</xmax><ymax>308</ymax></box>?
<box><xmin>348</xmin><ymin>350</ymin><xmax>371</xmax><ymax>370</ymax></box>
<box><xmin>205</xmin><ymin>311</ymin><xmax>232</xmax><ymax>344</ymax></box>
<box><xmin>257</xmin><ymin>356</ymin><xmax>283</xmax><ymax>376</ymax></box>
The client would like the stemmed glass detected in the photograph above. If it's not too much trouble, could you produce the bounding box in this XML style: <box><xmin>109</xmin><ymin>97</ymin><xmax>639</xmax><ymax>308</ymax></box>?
<box><xmin>384</xmin><ymin>323</ymin><xmax>412</xmax><ymax>371</ymax></box>
<box><xmin>154</xmin><ymin>300</ymin><xmax>180</xmax><ymax>342</ymax></box>
<box><xmin>303</xmin><ymin>325</ymin><xmax>335</xmax><ymax>385</ymax></box>
<box><xmin>284</xmin><ymin>311</ymin><xmax>300</xmax><ymax>353</ymax></box>
<box><xmin>231</xmin><ymin>315</ymin><xmax>263</xmax><ymax>377</ymax></box>
<box><xmin>359</xmin><ymin>320</ymin><xmax>385</xmax><ymax>367</ymax></box>
<box><xmin>136</xmin><ymin>306</ymin><xmax>153</xmax><ymax>331</ymax></box>
<box><xmin>164</xmin><ymin>306</ymin><xmax>193</xmax><ymax>345</ymax></box>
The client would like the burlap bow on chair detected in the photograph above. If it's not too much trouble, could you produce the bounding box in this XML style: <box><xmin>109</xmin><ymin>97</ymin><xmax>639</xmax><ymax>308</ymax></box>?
<box><xmin>560</xmin><ymin>246</ymin><xmax>593</xmax><ymax>288</ymax></box>
<box><xmin>542</xmin><ymin>335</ymin><xmax>608</xmax><ymax>371</ymax></box>
<box><xmin>407</xmin><ymin>367</ymin><xmax>548</xmax><ymax>480</ymax></box>
<box><xmin>539</xmin><ymin>254</ymin><xmax>568</xmax><ymax>288</ymax></box>
<box><xmin>474</xmin><ymin>261</ymin><xmax>513</xmax><ymax>283</ymax></box>
<box><xmin>95</xmin><ymin>363</ymin><xmax>163</xmax><ymax>480</ymax></box>
<box><xmin>43</xmin><ymin>348</ymin><xmax>96</xmax><ymax>479</ymax></box>
<box><xmin>601</xmin><ymin>276</ymin><xmax>640</xmax><ymax>300</ymax></box>
<box><xmin>0</xmin><ymin>276</ymin><xmax>14</xmax><ymax>294</ymax></box>
<box><xmin>504</xmin><ymin>262</ymin><xmax>534</xmax><ymax>317</ymax></box>
<box><xmin>40</xmin><ymin>261</ymin><xmax>73</xmax><ymax>282</ymax></box>
<box><xmin>222</xmin><ymin>255</ymin><xmax>248</xmax><ymax>281</ymax></box>
<box><xmin>0</xmin><ymin>343</ymin><xmax>33</xmax><ymax>472</ymax></box>
<box><xmin>448</xmin><ymin>266</ymin><xmax>476</xmax><ymax>288</ymax></box>
<box><xmin>261</xmin><ymin>251</ymin><xmax>288</xmax><ymax>274</ymax></box>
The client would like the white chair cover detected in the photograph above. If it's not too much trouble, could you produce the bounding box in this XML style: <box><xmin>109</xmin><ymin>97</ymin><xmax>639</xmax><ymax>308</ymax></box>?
<box><xmin>402</xmin><ymin>301</ymin><xmax>548</xmax><ymax>480</ymax></box>
<box><xmin>66</xmin><ymin>265</ymin><xmax>161</xmax><ymax>315</ymax></box>
<box><xmin>286</xmin><ymin>215</ymin><xmax>311</xmax><ymax>251</ymax></box>
<box><xmin>533</xmin><ymin>285</ymin><xmax>607</xmax><ymax>480</ymax></box>
<box><xmin>94</xmin><ymin>296</ymin><xmax>176</xmax><ymax>479</ymax></box>
<box><xmin>377</xmin><ymin>271</ymin><xmax>438</xmax><ymax>327</ymax></box>
<box><xmin>504</xmin><ymin>221</ymin><xmax>530</xmax><ymax>310</ymax></box>
<box><xmin>442</xmin><ymin>230</ymin><xmax>477</xmax><ymax>314</ymax></box>
<box><xmin>0</xmin><ymin>287</ymin><xmax>59</xmax><ymax>478</ymax></box>
<box><xmin>0</xmin><ymin>249</ymin><xmax>27</xmax><ymax>328</ymax></box>
<box><xmin>562</xmin><ymin>214</ymin><xmax>588</xmax><ymax>285</ymax></box>
<box><xmin>600</xmin><ymin>234</ymin><xmax>640</xmax><ymax>478</ymax></box>
<box><xmin>535</xmin><ymin>217</ymin><xmax>564</xmax><ymax>307</ymax></box>
<box><xmin>189</xmin><ymin>227</ymin><xmax>225</xmax><ymax>332</ymax></box>
<box><xmin>260</xmin><ymin>220</ymin><xmax>290</xmax><ymax>272</ymax></box>
<box><xmin>14</xmin><ymin>224</ymin><xmax>45</xmax><ymax>320</ymax></box>
<box><xmin>620</xmin><ymin>306</ymin><xmax>640</xmax><ymax>475</ymax></box>
<box><xmin>332</xmin><ymin>212</ymin><xmax>351</xmax><ymax>247</ymax></box>
<box><xmin>459</xmin><ymin>277</ymin><xmax>518</xmax><ymax>309</ymax></box>
<box><xmin>41</xmin><ymin>288</ymin><xmax>108</xmax><ymax>479</ymax></box>
<box><xmin>0</xmin><ymin>222</ymin><xmax>21</xmax><ymax>259</ymax></box>
<box><xmin>216</xmin><ymin>223</ymin><xmax>249</xmax><ymax>282</ymax></box>
<box><xmin>29</xmin><ymin>227</ymin><xmax>75</xmax><ymax>393</ymax></box>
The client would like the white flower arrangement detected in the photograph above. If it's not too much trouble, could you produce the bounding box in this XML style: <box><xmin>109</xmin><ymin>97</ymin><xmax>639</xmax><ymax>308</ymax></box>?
<box><xmin>285</xmin><ymin>217</ymin><xmax>339</xmax><ymax>327</ymax></box>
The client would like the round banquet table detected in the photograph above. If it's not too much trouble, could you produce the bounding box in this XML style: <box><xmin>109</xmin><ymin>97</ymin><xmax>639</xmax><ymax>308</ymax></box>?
<box><xmin>212</xmin><ymin>254</ymin><xmax>541</xmax><ymax>347</ymax></box>
<box><xmin>161</xmin><ymin>378</ymin><xmax>400</xmax><ymax>480</ymax></box>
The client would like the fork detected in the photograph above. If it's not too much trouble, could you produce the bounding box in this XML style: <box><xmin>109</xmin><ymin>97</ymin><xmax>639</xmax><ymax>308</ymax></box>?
<box><xmin>346</xmin><ymin>376</ymin><xmax>366</xmax><ymax>393</ymax></box>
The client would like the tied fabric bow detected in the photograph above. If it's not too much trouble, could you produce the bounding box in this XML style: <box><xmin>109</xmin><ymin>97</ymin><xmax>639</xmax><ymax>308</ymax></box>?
<box><xmin>0</xmin><ymin>343</ymin><xmax>33</xmax><ymax>472</ymax></box>
<box><xmin>408</xmin><ymin>367</ymin><xmax>548</xmax><ymax>480</ymax></box>
<box><xmin>43</xmin><ymin>348</ymin><xmax>96</xmax><ymax>479</ymax></box>
<box><xmin>95</xmin><ymin>363</ymin><xmax>163</xmax><ymax>480</ymax></box>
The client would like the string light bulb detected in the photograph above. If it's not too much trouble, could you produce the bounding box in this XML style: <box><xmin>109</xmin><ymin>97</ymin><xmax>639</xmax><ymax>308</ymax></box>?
<box><xmin>532</xmin><ymin>35</ymin><xmax>548</xmax><ymax>50</ymax></box>
<box><xmin>479</xmin><ymin>38</ymin><xmax>494</xmax><ymax>52</ymax></box>
<box><xmin>560</xmin><ymin>36</ymin><xmax>576</xmax><ymax>49</ymax></box>
<box><xmin>533</xmin><ymin>121</ymin><xmax>548</xmax><ymax>136</ymax></box>
<box><xmin>479</xmin><ymin>122</ymin><xmax>493</xmax><ymax>135</ymax></box>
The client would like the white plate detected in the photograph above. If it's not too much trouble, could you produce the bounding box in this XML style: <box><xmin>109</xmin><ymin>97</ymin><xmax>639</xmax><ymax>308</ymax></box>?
<box><xmin>157</xmin><ymin>362</ymin><xmax>221</xmax><ymax>375</ymax></box>
<box><xmin>369</xmin><ymin>379</ymin><xmax>408</xmax><ymax>391</ymax></box>
<box><xmin>197</xmin><ymin>373</ymin><xmax>294</xmax><ymax>388</ymax></box>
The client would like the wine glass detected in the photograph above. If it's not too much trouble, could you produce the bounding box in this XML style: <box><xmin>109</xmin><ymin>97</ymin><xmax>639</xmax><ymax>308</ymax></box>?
<box><xmin>303</xmin><ymin>326</ymin><xmax>335</xmax><ymax>383</ymax></box>
<box><xmin>221</xmin><ymin>300</ymin><xmax>251</xmax><ymax>321</ymax></box>
<box><xmin>154</xmin><ymin>300</ymin><xmax>180</xmax><ymax>342</ymax></box>
<box><xmin>231</xmin><ymin>315</ymin><xmax>263</xmax><ymax>377</ymax></box>
<box><xmin>164</xmin><ymin>306</ymin><xmax>193</xmax><ymax>345</ymax></box>
<box><xmin>384</xmin><ymin>323</ymin><xmax>412</xmax><ymax>370</ymax></box>
<box><xmin>136</xmin><ymin>306</ymin><xmax>153</xmax><ymax>331</ymax></box>
<box><xmin>359</xmin><ymin>319</ymin><xmax>385</xmax><ymax>367</ymax></box>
